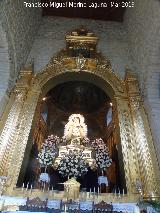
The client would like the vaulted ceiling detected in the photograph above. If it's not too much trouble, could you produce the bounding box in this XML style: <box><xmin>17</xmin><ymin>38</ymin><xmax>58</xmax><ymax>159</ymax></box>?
<box><xmin>48</xmin><ymin>81</ymin><xmax>110</xmax><ymax>113</ymax></box>
<box><xmin>42</xmin><ymin>0</ymin><xmax>127</xmax><ymax>22</ymax></box>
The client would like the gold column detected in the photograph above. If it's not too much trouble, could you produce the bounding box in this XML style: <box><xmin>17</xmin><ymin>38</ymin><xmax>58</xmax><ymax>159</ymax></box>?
<box><xmin>0</xmin><ymin>89</ymin><xmax>26</xmax><ymax>176</ymax></box>
<box><xmin>0</xmin><ymin>69</ymin><xmax>33</xmax><ymax>176</ymax></box>
<box><xmin>115</xmin><ymin>95</ymin><xmax>141</xmax><ymax>194</ymax></box>
<box><xmin>0</xmin><ymin>69</ymin><xmax>41</xmax><ymax>193</ymax></box>
<box><xmin>5</xmin><ymin>88</ymin><xmax>40</xmax><ymax>193</ymax></box>
<box><xmin>125</xmin><ymin>70</ymin><xmax>158</xmax><ymax>194</ymax></box>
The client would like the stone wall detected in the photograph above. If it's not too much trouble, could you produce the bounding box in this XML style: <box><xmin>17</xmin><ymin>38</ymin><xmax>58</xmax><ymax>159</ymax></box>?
<box><xmin>27</xmin><ymin>17</ymin><xmax>131</xmax><ymax>79</ymax></box>
<box><xmin>0</xmin><ymin>0</ymin><xmax>41</xmax><ymax>117</ymax></box>
<box><xmin>124</xmin><ymin>0</ymin><xmax>160</xmax><ymax>168</ymax></box>
<box><xmin>0</xmin><ymin>23</ymin><xmax>10</xmax><ymax>116</ymax></box>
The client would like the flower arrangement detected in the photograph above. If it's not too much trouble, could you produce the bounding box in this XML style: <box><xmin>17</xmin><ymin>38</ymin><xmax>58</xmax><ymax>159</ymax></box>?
<box><xmin>91</xmin><ymin>138</ymin><xmax>112</xmax><ymax>170</ymax></box>
<box><xmin>38</xmin><ymin>135</ymin><xmax>59</xmax><ymax>167</ymax></box>
<box><xmin>38</xmin><ymin>134</ymin><xmax>112</xmax><ymax>175</ymax></box>
<box><xmin>58</xmin><ymin>149</ymin><xmax>89</xmax><ymax>177</ymax></box>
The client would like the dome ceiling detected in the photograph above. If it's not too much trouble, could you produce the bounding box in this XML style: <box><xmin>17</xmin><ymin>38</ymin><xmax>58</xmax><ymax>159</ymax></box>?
<box><xmin>41</xmin><ymin>0</ymin><xmax>127</xmax><ymax>22</ymax></box>
<box><xmin>48</xmin><ymin>81</ymin><xmax>110</xmax><ymax>113</ymax></box>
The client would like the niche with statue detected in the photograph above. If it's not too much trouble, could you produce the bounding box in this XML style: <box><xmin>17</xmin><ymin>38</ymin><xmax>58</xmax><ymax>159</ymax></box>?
<box><xmin>38</xmin><ymin>114</ymin><xmax>112</xmax><ymax>179</ymax></box>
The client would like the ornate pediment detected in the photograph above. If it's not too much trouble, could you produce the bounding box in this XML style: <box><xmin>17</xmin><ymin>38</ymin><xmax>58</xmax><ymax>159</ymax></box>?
<box><xmin>33</xmin><ymin>27</ymin><xmax>124</xmax><ymax>95</ymax></box>
<box><xmin>48</xmin><ymin>26</ymin><xmax>111</xmax><ymax>72</ymax></box>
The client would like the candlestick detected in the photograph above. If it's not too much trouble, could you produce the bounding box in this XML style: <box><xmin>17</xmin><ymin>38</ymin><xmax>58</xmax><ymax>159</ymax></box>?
<box><xmin>30</xmin><ymin>184</ymin><xmax>32</xmax><ymax>194</ymax></box>
<box><xmin>90</xmin><ymin>188</ymin><xmax>91</xmax><ymax>193</ymax></box>
<box><xmin>114</xmin><ymin>189</ymin><xmax>116</xmax><ymax>196</ymax></box>
<box><xmin>64</xmin><ymin>204</ymin><xmax>66</xmax><ymax>213</ymax></box>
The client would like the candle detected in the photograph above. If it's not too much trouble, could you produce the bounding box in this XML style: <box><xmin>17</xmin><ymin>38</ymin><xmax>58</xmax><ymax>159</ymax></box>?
<box><xmin>118</xmin><ymin>189</ymin><xmax>120</xmax><ymax>198</ymax></box>
<box><xmin>68</xmin><ymin>176</ymin><xmax>69</xmax><ymax>180</ymax></box>
<box><xmin>114</xmin><ymin>188</ymin><xmax>116</xmax><ymax>196</ymax></box>
<box><xmin>94</xmin><ymin>187</ymin><xmax>95</xmax><ymax>194</ymax></box>
<box><xmin>22</xmin><ymin>183</ymin><xmax>24</xmax><ymax>192</ymax></box>
<box><xmin>43</xmin><ymin>182</ymin><xmax>45</xmax><ymax>192</ymax></box>
<box><xmin>64</xmin><ymin>204</ymin><xmax>66</xmax><ymax>212</ymax></box>
<box><xmin>123</xmin><ymin>188</ymin><xmax>124</xmax><ymax>196</ymax></box>
<box><xmin>26</xmin><ymin>182</ymin><xmax>29</xmax><ymax>191</ymax></box>
<box><xmin>90</xmin><ymin>188</ymin><xmax>91</xmax><ymax>193</ymax></box>
<box><xmin>98</xmin><ymin>187</ymin><xmax>100</xmax><ymax>194</ymax></box>
<box><xmin>52</xmin><ymin>186</ymin><xmax>53</xmax><ymax>191</ymax></box>
<box><xmin>31</xmin><ymin>185</ymin><xmax>32</xmax><ymax>194</ymax></box>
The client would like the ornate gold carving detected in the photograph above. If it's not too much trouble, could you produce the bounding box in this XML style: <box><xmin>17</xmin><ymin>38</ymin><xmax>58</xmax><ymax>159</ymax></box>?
<box><xmin>66</xmin><ymin>26</ymin><xmax>98</xmax><ymax>47</ymax></box>
<box><xmin>5</xmin><ymin>90</ymin><xmax>40</xmax><ymax>192</ymax></box>
<box><xmin>32</xmin><ymin>48</ymin><xmax>125</xmax><ymax>96</ymax></box>
<box><xmin>0</xmin><ymin>28</ymin><xmax>158</xmax><ymax>197</ymax></box>
<box><xmin>129</xmin><ymin>97</ymin><xmax>140</xmax><ymax>109</ymax></box>
<box><xmin>129</xmin><ymin>96</ymin><xmax>157</xmax><ymax>194</ymax></box>
<box><xmin>0</xmin><ymin>89</ymin><xmax>26</xmax><ymax>176</ymax></box>
<box><xmin>125</xmin><ymin>71</ymin><xmax>158</xmax><ymax>195</ymax></box>
<box><xmin>116</xmin><ymin>99</ymin><xmax>141</xmax><ymax>194</ymax></box>
<box><xmin>0</xmin><ymin>176</ymin><xmax>7</xmax><ymax>195</ymax></box>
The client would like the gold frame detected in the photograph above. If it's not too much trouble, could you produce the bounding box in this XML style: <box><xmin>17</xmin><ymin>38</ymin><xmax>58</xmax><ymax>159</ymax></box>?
<box><xmin>0</xmin><ymin>37</ymin><xmax>159</xmax><ymax>196</ymax></box>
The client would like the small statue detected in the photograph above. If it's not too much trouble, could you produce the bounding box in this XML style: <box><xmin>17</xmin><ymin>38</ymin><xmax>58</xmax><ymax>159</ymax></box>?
<box><xmin>76</xmin><ymin>53</ymin><xmax>86</xmax><ymax>70</ymax></box>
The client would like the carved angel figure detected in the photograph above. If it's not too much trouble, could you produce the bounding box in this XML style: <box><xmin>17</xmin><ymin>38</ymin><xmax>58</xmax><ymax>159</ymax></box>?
<box><xmin>76</xmin><ymin>53</ymin><xmax>86</xmax><ymax>70</ymax></box>
<box><xmin>64</xmin><ymin>114</ymin><xmax>87</xmax><ymax>144</ymax></box>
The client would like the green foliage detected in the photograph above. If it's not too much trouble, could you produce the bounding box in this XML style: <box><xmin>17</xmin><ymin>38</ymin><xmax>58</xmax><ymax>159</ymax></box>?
<box><xmin>139</xmin><ymin>199</ymin><xmax>160</xmax><ymax>212</ymax></box>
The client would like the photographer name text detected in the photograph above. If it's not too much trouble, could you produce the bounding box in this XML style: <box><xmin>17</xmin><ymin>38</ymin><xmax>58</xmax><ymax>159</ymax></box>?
<box><xmin>24</xmin><ymin>1</ymin><xmax>134</xmax><ymax>8</ymax></box>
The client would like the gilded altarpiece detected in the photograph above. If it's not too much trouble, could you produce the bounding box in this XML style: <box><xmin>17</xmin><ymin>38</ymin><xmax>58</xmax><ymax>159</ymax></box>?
<box><xmin>0</xmin><ymin>28</ymin><xmax>159</xmax><ymax>196</ymax></box>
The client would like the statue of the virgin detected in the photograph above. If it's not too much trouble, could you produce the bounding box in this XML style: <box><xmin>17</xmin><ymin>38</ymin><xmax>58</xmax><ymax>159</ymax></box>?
<box><xmin>64</xmin><ymin>114</ymin><xmax>87</xmax><ymax>145</ymax></box>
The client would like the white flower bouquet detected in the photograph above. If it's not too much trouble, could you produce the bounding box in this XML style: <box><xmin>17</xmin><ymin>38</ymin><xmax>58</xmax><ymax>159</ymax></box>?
<box><xmin>92</xmin><ymin>138</ymin><xmax>112</xmax><ymax>170</ymax></box>
<box><xmin>58</xmin><ymin>149</ymin><xmax>89</xmax><ymax>177</ymax></box>
<box><xmin>38</xmin><ymin>135</ymin><xmax>61</xmax><ymax>167</ymax></box>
